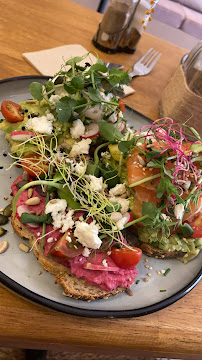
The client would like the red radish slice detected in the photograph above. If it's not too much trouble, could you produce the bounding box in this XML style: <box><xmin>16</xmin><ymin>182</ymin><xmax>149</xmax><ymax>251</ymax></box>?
<box><xmin>10</xmin><ymin>131</ymin><xmax>35</xmax><ymax>142</ymax></box>
<box><xmin>122</xmin><ymin>212</ymin><xmax>133</xmax><ymax>224</ymax></box>
<box><xmin>84</xmin><ymin>263</ymin><xmax>119</xmax><ymax>272</ymax></box>
<box><xmin>82</xmin><ymin>123</ymin><xmax>99</xmax><ymax>139</ymax></box>
<box><xmin>113</xmin><ymin>121</ymin><xmax>126</xmax><ymax>133</ymax></box>
<box><xmin>16</xmin><ymin>205</ymin><xmax>39</xmax><ymax>228</ymax></box>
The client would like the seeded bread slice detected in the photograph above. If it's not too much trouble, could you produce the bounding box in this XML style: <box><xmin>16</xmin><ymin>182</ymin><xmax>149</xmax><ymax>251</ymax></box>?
<box><xmin>11</xmin><ymin>212</ymin><xmax>124</xmax><ymax>301</ymax></box>
<box><xmin>137</xmin><ymin>241</ymin><xmax>183</xmax><ymax>259</ymax></box>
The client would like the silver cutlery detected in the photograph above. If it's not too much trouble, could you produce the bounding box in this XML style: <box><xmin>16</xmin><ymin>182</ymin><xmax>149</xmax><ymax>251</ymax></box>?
<box><xmin>104</xmin><ymin>62</ymin><xmax>123</xmax><ymax>70</ymax></box>
<box><xmin>129</xmin><ymin>48</ymin><xmax>162</xmax><ymax>78</ymax></box>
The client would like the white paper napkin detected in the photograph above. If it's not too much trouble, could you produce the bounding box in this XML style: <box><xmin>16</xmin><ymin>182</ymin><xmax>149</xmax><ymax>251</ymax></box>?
<box><xmin>23</xmin><ymin>44</ymin><xmax>135</xmax><ymax>97</ymax></box>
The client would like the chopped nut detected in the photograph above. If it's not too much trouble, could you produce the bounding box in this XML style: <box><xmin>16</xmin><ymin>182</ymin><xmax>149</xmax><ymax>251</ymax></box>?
<box><xmin>183</xmin><ymin>253</ymin><xmax>188</xmax><ymax>258</ymax></box>
<box><xmin>22</xmin><ymin>171</ymin><xmax>29</xmax><ymax>181</ymax></box>
<box><xmin>27</xmin><ymin>188</ymin><xmax>33</xmax><ymax>198</ymax></box>
<box><xmin>36</xmin><ymin>209</ymin><xmax>42</xmax><ymax>216</ymax></box>
<box><xmin>38</xmin><ymin>271</ymin><xmax>42</xmax><ymax>275</ymax></box>
<box><xmin>145</xmin><ymin>258</ymin><xmax>148</xmax><ymax>262</ymax></box>
<box><xmin>0</xmin><ymin>208</ymin><xmax>4</xmax><ymax>212</ymax></box>
<box><xmin>145</xmin><ymin>265</ymin><xmax>150</xmax><ymax>269</ymax></box>
<box><xmin>4</xmin><ymin>196</ymin><xmax>8</xmax><ymax>200</ymax></box>
<box><xmin>19</xmin><ymin>243</ymin><xmax>30</xmax><ymax>253</ymax></box>
<box><xmin>143</xmin><ymin>277</ymin><xmax>148</xmax><ymax>282</ymax></box>
<box><xmin>149</xmin><ymin>266</ymin><xmax>153</xmax><ymax>270</ymax></box>
<box><xmin>125</xmin><ymin>288</ymin><xmax>133</xmax><ymax>296</ymax></box>
<box><xmin>26</xmin><ymin>99</ymin><xmax>37</xmax><ymax>104</ymax></box>
<box><xmin>25</xmin><ymin>197</ymin><xmax>40</xmax><ymax>206</ymax></box>
<box><xmin>0</xmin><ymin>240</ymin><xmax>8</xmax><ymax>254</ymax></box>
<box><xmin>157</xmin><ymin>270</ymin><xmax>161</xmax><ymax>275</ymax></box>
<box><xmin>147</xmin><ymin>273</ymin><xmax>152</xmax><ymax>277</ymax></box>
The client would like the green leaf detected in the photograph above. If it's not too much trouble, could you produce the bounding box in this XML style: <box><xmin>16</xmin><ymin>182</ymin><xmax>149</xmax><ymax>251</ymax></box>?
<box><xmin>141</xmin><ymin>202</ymin><xmax>159</xmax><ymax>219</ymax></box>
<box><xmin>86</xmin><ymin>163</ymin><xmax>99</xmax><ymax>177</ymax></box>
<box><xmin>21</xmin><ymin>213</ymin><xmax>52</xmax><ymax>224</ymax></box>
<box><xmin>99</xmin><ymin>163</ymin><xmax>120</xmax><ymax>188</ymax></box>
<box><xmin>56</xmin><ymin>96</ymin><xmax>76</xmax><ymax>123</ymax></box>
<box><xmin>64</xmin><ymin>83</ymin><xmax>77</xmax><ymax>94</ymax></box>
<box><xmin>88</xmin><ymin>87</ymin><xmax>102</xmax><ymax>102</ymax></box>
<box><xmin>108</xmin><ymin>69</ymin><xmax>130</xmax><ymax>86</ymax></box>
<box><xmin>44</xmin><ymin>80</ymin><xmax>54</xmax><ymax>94</ymax></box>
<box><xmin>75</xmin><ymin>97</ymin><xmax>87</xmax><ymax>114</ymax></box>
<box><xmin>71</xmin><ymin>76</ymin><xmax>84</xmax><ymax>90</ymax></box>
<box><xmin>118</xmin><ymin>139</ymin><xmax>134</xmax><ymax>153</ymax></box>
<box><xmin>181</xmin><ymin>223</ymin><xmax>194</xmax><ymax>237</ymax></box>
<box><xmin>57</xmin><ymin>187</ymin><xmax>81</xmax><ymax>209</ymax></box>
<box><xmin>66</xmin><ymin>56</ymin><xmax>84</xmax><ymax>66</ymax></box>
<box><xmin>145</xmin><ymin>150</ymin><xmax>162</xmax><ymax>162</ymax></box>
<box><xmin>87</xmin><ymin>63</ymin><xmax>108</xmax><ymax>73</ymax></box>
<box><xmin>99</xmin><ymin>122</ymin><xmax>122</xmax><ymax>142</ymax></box>
<box><xmin>156</xmin><ymin>177</ymin><xmax>178</xmax><ymax>199</ymax></box>
<box><xmin>29</xmin><ymin>82</ymin><xmax>43</xmax><ymax>101</ymax></box>
<box><xmin>106</xmin><ymin>202</ymin><xmax>121</xmax><ymax>213</ymax></box>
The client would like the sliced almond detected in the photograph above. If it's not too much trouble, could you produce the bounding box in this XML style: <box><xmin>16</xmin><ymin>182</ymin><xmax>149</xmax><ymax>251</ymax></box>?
<box><xmin>36</xmin><ymin>209</ymin><xmax>42</xmax><ymax>216</ymax></box>
<box><xmin>19</xmin><ymin>243</ymin><xmax>30</xmax><ymax>253</ymax></box>
<box><xmin>0</xmin><ymin>240</ymin><xmax>8</xmax><ymax>254</ymax></box>
<box><xmin>25</xmin><ymin>197</ymin><xmax>40</xmax><ymax>206</ymax></box>
<box><xmin>27</xmin><ymin>188</ymin><xmax>33</xmax><ymax>198</ymax></box>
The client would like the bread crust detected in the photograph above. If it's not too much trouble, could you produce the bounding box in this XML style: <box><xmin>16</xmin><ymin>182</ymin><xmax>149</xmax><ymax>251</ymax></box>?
<box><xmin>136</xmin><ymin>241</ymin><xmax>183</xmax><ymax>258</ymax></box>
<box><xmin>11</xmin><ymin>212</ymin><xmax>125</xmax><ymax>300</ymax></box>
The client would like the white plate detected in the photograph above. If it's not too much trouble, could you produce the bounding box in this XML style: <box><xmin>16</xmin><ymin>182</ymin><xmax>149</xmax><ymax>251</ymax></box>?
<box><xmin>0</xmin><ymin>76</ymin><xmax>201</xmax><ymax>318</ymax></box>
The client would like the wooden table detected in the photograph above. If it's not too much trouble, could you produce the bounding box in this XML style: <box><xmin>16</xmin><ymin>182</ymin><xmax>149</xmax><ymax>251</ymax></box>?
<box><xmin>0</xmin><ymin>0</ymin><xmax>201</xmax><ymax>359</ymax></box>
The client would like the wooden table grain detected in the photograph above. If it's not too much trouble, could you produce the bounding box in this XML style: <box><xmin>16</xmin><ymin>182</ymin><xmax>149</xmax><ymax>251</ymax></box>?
<box><xmin>0</xmin><ymin>0</ymin><xmax>201</xmax><ymax>358</ymax></box>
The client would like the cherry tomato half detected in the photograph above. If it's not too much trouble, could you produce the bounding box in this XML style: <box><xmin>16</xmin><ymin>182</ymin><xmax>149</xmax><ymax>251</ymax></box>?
<box><xmin>110</xmin><ymin>246</ymin><xmax>142</xmax><ymax>269</ymax></box>
<box><xmin>187</xmin><ymin>213</ymin><xmax>202</xmax><ymax>238</ymax></box>
<box><xmin>118</xmin><ymin>100</ymin><xmax>125</xmax><ymax>113</ymax></box>
<box><xmin>21</xmin><ymin>154</ymin><xmax>49</xmax><ymax>177</ymax></box>
<box><xmin>49</xmin><ymin>231</ymin><xmax>83</xmax><ymax>260</ymax></box>
<box><xmin>1</xmin><ymin>100</ymin><xmax>24</xmax><ymax>123</ymax></box>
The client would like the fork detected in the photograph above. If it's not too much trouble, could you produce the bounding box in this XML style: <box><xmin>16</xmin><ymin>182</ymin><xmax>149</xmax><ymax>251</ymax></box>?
<box><xmin>129</xmin><ymin>48</ymin><xmax>162</xmax><ymax>78</ymax></box>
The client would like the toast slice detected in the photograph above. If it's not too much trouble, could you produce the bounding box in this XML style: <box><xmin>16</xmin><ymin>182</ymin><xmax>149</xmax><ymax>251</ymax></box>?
<box><xmin>136</xmin><ymin>241</ymin><xmax>183</xmax><ymax>259</ymax></box>
<box><xmin>11</xmin><ymin>212</ymin><xmax>125</xmax><ymax>300</ymax></box>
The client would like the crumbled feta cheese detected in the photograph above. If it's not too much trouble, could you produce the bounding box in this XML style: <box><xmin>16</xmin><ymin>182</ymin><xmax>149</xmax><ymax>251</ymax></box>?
<box><xmin>47</xmin><ymin>237</ymin><xmax>53</xmax><ymax>243</ymax></box>
<box><xmin>101</xmin><ymin>151</ymin><xmax>111</xmax><ymax>159</ymax></box>
<box><xmin>26</xmin><ymin>115</ymin><xmax>53</xmax><ymax>135</ymax></box>
<box><xmin>37</xmin><ymin>232</ymin><xmax>41</xmax><ymax>237</ymax></box>
<box><xmin>49</xmin><ymin>94</ymin><xmax>60</xmax><ymax>104</ymax></box>
<box><xmin>70</xmin><ymin>119</ymin><xmax>85</xmax><ymax>139</ymax></box>
<box><xmin>109</xmin><ymin>183</ymin><xmax>126</xmax><ymax>197</ymax></box>
<box><xmin>107</xmin><ymin>250</ymin><xmax>111</xmax><ymax>255</ymax></box>
<box><xmin>109</xmin><ymin>197</ymin><xmax>130</xmax><ymax>214</ymax></box>
<box><xmin>45</xmin><ymin>199</ymin><xmax>67</xmax><ymax>215</ymax></box>
<box><xmin>174</xmin><ymin>203</ymin><xmax>184</xmax><ymax>220</ymax></box>
<box><xmin>74</xmin><ymin>221</ymin><xmax>102</xmax><ymax>249</ymax></box>
<box><xmin>46</xmin><ymin>112</ymin><xmax>56</xmax><ymax>122</ymax></box>
<box><xmin>89</xmin><ymin>175</ymin><xmax>104</xmax><ymax>192</ymax></box>
<box><xmin>61</xmin><ymin>210</ymin><xmax>75</xmax><ymax>233</ymax></box>
<box><xmin>101</xmin><ymin>92</ymin><xmax>113</xmax><ymax>102</ymax></box>
<box><xmin>108</xmin><ymin>112</ymin><xmax>117</xmax><ymax>123</ymax></box>
<box><xmin>82</xmin><ymin>247</ymin><xmax>90</xmax><ymax>257</ymax></box>
<box><xmin>115</xmin><ymin>213</ymin><xmax>129</xmax><ymax>230</ymax></box>
<box><xmin>69</xmin><ymin>138</ymin><xmax>92</xmax><ymax>157</ymax></box>
<box><xmin>102</xmin><ymin>259</ymin><xmax>108</xmax><ymax>267</ymax></box>
<box><xmin>73</xmin><ymin>162</ymin><xmax>86</xmax><ymax>176</ymax></box>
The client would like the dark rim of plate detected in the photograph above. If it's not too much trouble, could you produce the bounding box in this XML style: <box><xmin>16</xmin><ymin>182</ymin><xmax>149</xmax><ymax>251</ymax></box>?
<box><xmin>0</xmin><ymin>75</ymin><xmax>201</xmax><ymax>318</ymax></box>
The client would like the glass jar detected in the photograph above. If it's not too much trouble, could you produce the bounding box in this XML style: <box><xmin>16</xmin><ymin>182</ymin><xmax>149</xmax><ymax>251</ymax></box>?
<box><xmin>182</xmin><ymin>41</ymin><xmax>202</xmax><ymax>96</ymax></box>
<box><xmin>92</xmin><ymin>0</ymin><xmax>159</xmax><ymax>54</ymax></box>
<box><xmin>92</xmin><ymin>0</ymin><xmax>138</xmax><ymax>53</ymax></box>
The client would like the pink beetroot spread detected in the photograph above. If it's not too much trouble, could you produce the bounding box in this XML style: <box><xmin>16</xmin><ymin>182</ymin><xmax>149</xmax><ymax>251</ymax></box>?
<box><xmin>69</xmin><ymin>253</ymin><xmax>138</xmax><ymax>291</ymax></box>
<box><xmin>12</xmin><ymin>175</ymin><xmax>138</xmax><ymax>291</ymax></box>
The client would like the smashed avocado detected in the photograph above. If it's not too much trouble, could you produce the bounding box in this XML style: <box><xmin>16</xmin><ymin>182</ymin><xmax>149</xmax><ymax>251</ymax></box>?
<box><xmin>0</xmin><ymin>100</ymin><xmax>72</xmax><ymax>157</ymax></box>
<box><xmin>138</xmin><ymin>226</ymin><xmax>202</xmax><ymax>263</ymax></box>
